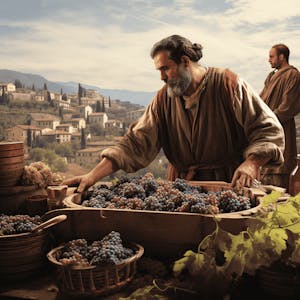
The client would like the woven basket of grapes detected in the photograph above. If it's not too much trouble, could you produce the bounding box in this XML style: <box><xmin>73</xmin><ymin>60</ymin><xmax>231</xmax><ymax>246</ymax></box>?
<box><xmin>47</xmin><ymin>231</ymin><xmax>144</xmax><ymax>298</ymax></box>
<box><xmin>0</xmin><ymin>214</ymin><xmax>52</xmax><ymax>281</ymax></box>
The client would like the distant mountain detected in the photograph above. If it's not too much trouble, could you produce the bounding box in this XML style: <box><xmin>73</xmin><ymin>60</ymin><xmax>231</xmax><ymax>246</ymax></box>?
<box><xmin>0</xmin><ymin>69</ymin><xmax>155</xmax><ymax>106</ymax></box>
<box><xmin>57</xmin><ymin>81</ymin><xmax>155</xmax><ymax>107</ymax></box>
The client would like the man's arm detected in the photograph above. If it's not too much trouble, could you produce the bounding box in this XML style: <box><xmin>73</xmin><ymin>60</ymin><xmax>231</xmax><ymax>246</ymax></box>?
<box><xmin>63</xmin><ymin>157</ymin><xmax>118</xmax><ymax>193</ymax></box>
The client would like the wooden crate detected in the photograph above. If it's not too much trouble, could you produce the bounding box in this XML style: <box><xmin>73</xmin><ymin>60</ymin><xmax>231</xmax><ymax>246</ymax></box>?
<box><xmin>44</xmin><ymin>181</ymin><xmax>267</xmax><ymax>259</ymax></box>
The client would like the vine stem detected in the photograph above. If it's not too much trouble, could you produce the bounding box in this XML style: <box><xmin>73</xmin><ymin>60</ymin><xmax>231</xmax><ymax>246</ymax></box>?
<box><xmin>152</xmin><ymin>279</ymin><xmax>199</xmax><ymax>295</ymax></box>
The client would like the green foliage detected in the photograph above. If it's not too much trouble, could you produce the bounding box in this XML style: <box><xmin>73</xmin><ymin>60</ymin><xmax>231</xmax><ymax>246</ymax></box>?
<box><xmin>89</xmin><ymin>123</ymin><xmax>105</xmax><ymax>136</ymax></box>
<box><xmin>173</xmin><ymin>192</ymin><xmax>300</xmax><ymax>286</ymax></box>
<box><xmin>29</xmin><ymin>147</ymin><xmax>67</xmax><ymax>172</ymax></box>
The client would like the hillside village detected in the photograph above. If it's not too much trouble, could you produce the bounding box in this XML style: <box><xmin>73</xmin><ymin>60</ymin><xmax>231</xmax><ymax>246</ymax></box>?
<box><xmin>0</xmin><ymin>80</ymin><xmax>299</xmax><ymax>180</ymax></box>
<box><xmin>0</xmin><ymin>81</ymin><xmax>149</xmax><ymax>176</ymax></box>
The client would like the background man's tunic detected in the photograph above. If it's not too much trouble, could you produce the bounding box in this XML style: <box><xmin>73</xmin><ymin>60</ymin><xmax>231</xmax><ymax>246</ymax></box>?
<box><xmin>260</xmin><ymin>65</ymin><xmax>300</xmax><ymax>175</ymax></box>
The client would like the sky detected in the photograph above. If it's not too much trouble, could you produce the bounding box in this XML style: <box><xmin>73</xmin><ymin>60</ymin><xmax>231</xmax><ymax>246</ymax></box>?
<box><xmin>0</xmin><ymin>0</ymin><xmax>299</xmax><ymax>94</ymax></box>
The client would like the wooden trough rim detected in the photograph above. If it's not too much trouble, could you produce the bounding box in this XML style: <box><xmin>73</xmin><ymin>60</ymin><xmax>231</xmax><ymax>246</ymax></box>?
<box><xmin>62</xmin><ymin>180</ymin><xmax>271</xmax><ymax>219</ymax></box>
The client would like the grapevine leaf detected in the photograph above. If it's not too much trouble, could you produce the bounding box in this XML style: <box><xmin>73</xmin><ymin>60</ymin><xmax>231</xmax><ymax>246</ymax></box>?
<box><xmin>260</xmin><ymin>191</ymin><xmax>281</xmax><ymax>207</ymax></box>
<box><xmin>173</xmin><ymin>250</ymin><xmax>196</xmax><ymax>276</ymax></box>
<box><xmin>188</xmin><ymin>252</ymin><xmax>207</xmax><ymax>276</ymax></box>
<box><xmin>268</xmin><ymin>228</ymin><xmax>288</xmax><ymax>255</ymax></box>
<box><xmin>215</xmin><ymin>226</ymin><xmax>236</xmax><ymax>252</ymax></box>
<box><xmin>290</xmin><ymin>238</ymin><xmax>300</xmax><ymax>264</ymax></box>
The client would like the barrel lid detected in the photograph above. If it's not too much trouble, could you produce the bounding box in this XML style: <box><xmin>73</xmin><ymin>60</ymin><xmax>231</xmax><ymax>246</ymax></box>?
<box><xmin>0</xmin><ymin>141</ymin><xmax>24</xmax><ymax>150</ymax></box>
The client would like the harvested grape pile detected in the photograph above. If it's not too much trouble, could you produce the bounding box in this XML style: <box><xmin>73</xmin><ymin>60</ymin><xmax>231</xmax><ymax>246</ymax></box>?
<box><xmin>0</xmin><ymin>214</ymin><xmax>42</xmax><ymax>236</ymax></box>
<box><xmin>55</xmin><ymin>231</ymin><xmax>134</xmax><ymax>266</ymax></box>
<box><xmin>82</xmin><ymin>173</ymin><xmax>253</xmax><ymax>214</ymax></box>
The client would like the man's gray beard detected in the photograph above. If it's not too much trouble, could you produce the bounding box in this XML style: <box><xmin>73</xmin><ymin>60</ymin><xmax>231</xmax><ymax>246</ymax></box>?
<box><xmin>167</xmin><ymin>66</ymin><xmax>191</xmax><ymax>97</ymax></box>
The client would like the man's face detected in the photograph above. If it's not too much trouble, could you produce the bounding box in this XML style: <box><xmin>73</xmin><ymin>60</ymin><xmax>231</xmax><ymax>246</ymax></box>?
<box><xmin>268</xmin><ymin>47</ymin><xmax>282</xmax><ymax>69</ymax></box>
<box><xmin>154</xmin><ymin>50</ymin><xmax>191</xmax><ymax>97</ymax></box>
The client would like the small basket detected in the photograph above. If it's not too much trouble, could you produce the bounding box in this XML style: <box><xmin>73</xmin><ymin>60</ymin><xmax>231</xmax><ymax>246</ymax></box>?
<box><xmin>47</xmin><ymin>242</ymin><xmax>144</xmax><ymax>298</ymax></box>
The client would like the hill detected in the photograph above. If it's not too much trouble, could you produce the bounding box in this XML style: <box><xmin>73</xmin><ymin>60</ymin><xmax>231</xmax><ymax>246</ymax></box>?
<box><xmin>0</xmin><ymin>69</ymin><xmax>155</xmax><ymax>107</ymax></box>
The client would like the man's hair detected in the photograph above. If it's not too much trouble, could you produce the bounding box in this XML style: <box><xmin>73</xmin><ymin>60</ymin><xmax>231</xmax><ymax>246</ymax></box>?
<box><xmin>150</xmin><ymin>35</ymin><xmax>203</xmax><ymax>64</ymax></box>
<box><xmin>272</xmin><ymin>44</ymin><xmax>290</xmax><ymax>63</ymax></box>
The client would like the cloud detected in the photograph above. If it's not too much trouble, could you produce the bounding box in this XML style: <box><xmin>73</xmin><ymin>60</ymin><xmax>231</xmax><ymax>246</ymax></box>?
<box><xmin>0</xmin><ymin>0</ymin><xmax>299</xmax><ymax>93</ymax></box>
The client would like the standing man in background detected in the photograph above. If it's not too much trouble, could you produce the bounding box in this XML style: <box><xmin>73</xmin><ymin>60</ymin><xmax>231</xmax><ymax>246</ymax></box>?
<box><xmin>260</xmin><ymin>44</ymin><xmax>300</xmax><ymax>190</ymax></box>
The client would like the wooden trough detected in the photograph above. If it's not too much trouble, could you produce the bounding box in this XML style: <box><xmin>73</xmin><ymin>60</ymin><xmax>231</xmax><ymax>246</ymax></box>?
<box><xmin>43</xmin><ymin>181</ymin><xmax>267</xmax><ymax>260</ymax></box>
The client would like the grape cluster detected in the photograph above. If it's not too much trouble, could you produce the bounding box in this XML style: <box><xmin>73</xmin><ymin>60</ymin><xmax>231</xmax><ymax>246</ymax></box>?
<box><xmin>56</xmin><ymin>231</ymin><xmax>135</xmax><ymax>267</ymax></box>
<box><xmin>82</xmin><ymin>173</ymin><xmax>253</xmax><ymax>214</ymax></box>
<box><xmin>0</xmin><ymin>214</ymin><xmax>42</xmax><ymax>235</ymax></box>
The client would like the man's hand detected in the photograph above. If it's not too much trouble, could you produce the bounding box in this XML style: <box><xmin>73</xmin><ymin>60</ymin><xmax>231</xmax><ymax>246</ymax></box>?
<box><xmin>63</xmin><ymin>173</ymin><xmax>96</xmax><ymax>193</ymax></box>
<box><xmin>63</xmin><ymin>157</ymin><xmax>116</xmax><ymax>193</ymax></box>
<box><xmin>230</xmin><ymin>155</ymin><xmax>268</xmax><ymax>189</ymax></box>
<box><xmin>224</xmin><ymin>68</ymin><xmax>238</xmax><ymax>102</ymax></box>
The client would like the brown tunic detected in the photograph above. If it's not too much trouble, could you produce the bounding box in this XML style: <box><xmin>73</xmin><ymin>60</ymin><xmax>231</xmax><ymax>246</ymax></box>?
<box><xmin>260</xmin><ymin>65</ymin><xmax>300</xmax><ymax>174</ymax></box>
<box><xmin>102</xmin><ymin>67</ymin><xmax>284</xmax><ymax>182</ymax></box>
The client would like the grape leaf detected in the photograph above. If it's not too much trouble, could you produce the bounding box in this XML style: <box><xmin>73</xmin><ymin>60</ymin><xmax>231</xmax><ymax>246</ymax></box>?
<box><xmin>290</xmin><ymin>238</ymin><xmax>300</xmax><ymax>264</ymax></box>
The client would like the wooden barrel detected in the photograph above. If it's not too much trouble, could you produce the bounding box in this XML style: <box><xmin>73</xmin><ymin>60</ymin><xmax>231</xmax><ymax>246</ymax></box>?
<box><xmin>0</xmin><ymin>141</ymin><xmax>25</xmax><ymax>187</ymax></box>
<box><xmin>0</xmin><ymin>185</ymin><xmax>47</xmax><ymax>215</ymax></box>
<box><xmin>0</xmin><ymin>230</ymin><xmax>52</xmax><ymax>281</ymax></box>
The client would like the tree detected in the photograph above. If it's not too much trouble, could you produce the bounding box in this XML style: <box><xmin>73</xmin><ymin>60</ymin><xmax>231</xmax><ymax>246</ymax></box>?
<box><xmin>0</xmin><ymin>86</ymin><xmax>4</xmax><ymax>103</ymax></box>
<box><xmin>102</xmin><ymin>98</ymin><xmax>105</xmax><ymax>112</ymax></box>
<box><xmin>60</xmin><ymin>88</ymin><xmax>63</xmax><ymax>95</ymax></box>
<box><xmin>47</xmin><ymin>91</ymin><xmax>51</xmax><ymax>103</ymax></box>
<box><xmin>14</xmin><ymin>79</ymin><xmax>23</xmax><ymax>88</ymax></box>
<box><xmin>58</xmin><ymin>106</ymin><xmax>63</xmax><ymax>119</ymax></box>
<box><xmin>96</xmin><ymin>100</ymin><xmax>101</xmax><ymax>112</ymax></box>
<box><xmin>27</xmin><ymin>128</ymin><xmax>32</xmax><ymax>147</ymax></box>
<box><xmin>43</xmin><ymin>83</ymin><xmax>48</xmax><ymax>91</ymax></box>
<box><xmin>109</xmin><ymin>96</ymin><xmax>111</xmax><ymax>107</ymax></box>
<box><xmin>78</xmin><ymin>83</ymin><xmax>83</xmax><ymax>105</ymax></box>
<box><xmin>80</xmin><ymin>127</ymin><xmax>86</xmax><ymax>149</ymax></box>
<box><xmin>32</xmin><ymin>84</ymin><xmax>35</xmax><ymax>91</ymax></box>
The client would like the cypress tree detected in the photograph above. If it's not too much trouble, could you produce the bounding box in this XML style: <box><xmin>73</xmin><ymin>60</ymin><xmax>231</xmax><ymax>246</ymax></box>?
<box><xmin>102</xmin><ymin>98</ymin><xmax>105</xmax><ymax>112</ymax></box>
<box><xmin>80</xmin><ymin>128</ymin><xmax>86</xmax><ymax>149</ymax></box>
<box><xmin>96</xmin><ymin>100</ymin><xmax>101</xmax><ymax>112</ymax></box>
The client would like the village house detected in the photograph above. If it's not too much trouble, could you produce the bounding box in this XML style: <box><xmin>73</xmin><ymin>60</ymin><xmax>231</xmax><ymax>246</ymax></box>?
<box><xmin>104</xmin><ymin>119</ymin><xmax>123</xmax><ymax>129</ymax></box>
<box><xmin>50</xmin><ymin>92</ymin><xmax>62</xmax><ymax>102</ymax></box>
<box><xmin>34</xmin><ymin>91</ymin><xmax>45</xmax><ymax>102</ymax></box>
<box><xmin>10</xmin><ymin>88</ymin><xmax>36</xmax><ymax>101</ymax></box>
<box><xmin>126</xmin><ymin>108</ymin><xmax>145</xmax><ymax>122</ymax></box>
<box><xmin>76</xmin><ymin>147</ymin><xmax>103</xmax><ymax>166</ymax></box>
<box><xmin>69</xmin><ymin>118</ymin><xmax>86</xmax><ymax>131</ymax></box>
<box><xmin>56</xmin><ymin>99</ymin><xmax>71</xmax><ymax>108</ymax></box>
<box><xmin>55</xmin><ymin>124</ymin><xmax>74</xmax><ymax>133</ymax></box>
<box><xmin>4</xmin><ymin>125</ymin><xmax>42</xmax><ymax>144</ymax></box>
<box><xmin>88</xmin><ymin>112</ymin><xmax>108</xmax><ymax>127</ymax></box>
<box><xmin>41</xmin><ymin>130</ymin><xmax>72</xmax><ymax>144</ymax></box>
<box><xmin>31</xmin><ymin>115</ymin><xmax>60</xmax><ymax>130</ymax></box>
<box><xmin>0</xmin><ymin>82</ymin><xmax>16</xmax><ymax>93</ymax></box>
<box><xmin>71</xmin><ymin>131</ymin><xmax>81</xmax><ymax>143</ymax></box>
<box><xmin>78</xmin><ymin>105</ymin><xmax>93</xmax><ymax>120</ymax></box>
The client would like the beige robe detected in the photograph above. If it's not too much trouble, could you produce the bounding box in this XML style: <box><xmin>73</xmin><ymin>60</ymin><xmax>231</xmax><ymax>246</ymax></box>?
<box><xmin>260</xmin><ymin>65</ymin><xmax>300</xmax><ymax>174</ymax></box>
<box><xmin>102</xmin><ymin>67</ymin><xmax>284</xmax><ymax>182</ymax></box>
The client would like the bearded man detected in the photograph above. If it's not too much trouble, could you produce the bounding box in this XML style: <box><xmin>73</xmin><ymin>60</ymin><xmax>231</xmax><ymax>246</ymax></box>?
<box><xmin>64</xmin><ymin>35</ymin><xmax>284</xmax><ymax>192</ymax></box>
<box><xmin>260</xmin><ymin>44</ymin><xmax>300</xmax><ymax>190</ymax></box>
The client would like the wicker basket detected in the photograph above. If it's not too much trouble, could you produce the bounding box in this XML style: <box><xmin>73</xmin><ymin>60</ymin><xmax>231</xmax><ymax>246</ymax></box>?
<box><xmin>47</xmin><ymin>242</ymin><xmax>144</xmax><ymax>298</ymax></box>
<box><xmin>256</xmin><ymin>264</ymin><xmax>300</xmax><ymax>298</ymax></box>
